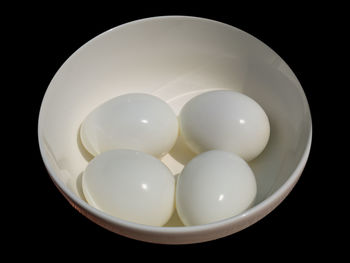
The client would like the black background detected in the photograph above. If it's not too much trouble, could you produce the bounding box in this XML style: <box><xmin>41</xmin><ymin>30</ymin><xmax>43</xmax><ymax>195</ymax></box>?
<box><xmin>16</xmin><ymin>3</ymin><xmax>338</xmax><ymax>259</ymax></box>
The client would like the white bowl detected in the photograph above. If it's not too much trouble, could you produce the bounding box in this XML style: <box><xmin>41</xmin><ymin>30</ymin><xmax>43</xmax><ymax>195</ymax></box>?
<box><xmin>38</xmin><ymin>16</ymin><xmax>312</xmax><ymax>244</ymax></box>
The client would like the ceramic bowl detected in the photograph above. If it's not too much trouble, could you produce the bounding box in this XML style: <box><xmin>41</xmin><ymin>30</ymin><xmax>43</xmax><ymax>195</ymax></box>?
<box><xmin>38</xmin><ymin>16</ymin><xmax>312</xmax><ymax>244</ymax></box>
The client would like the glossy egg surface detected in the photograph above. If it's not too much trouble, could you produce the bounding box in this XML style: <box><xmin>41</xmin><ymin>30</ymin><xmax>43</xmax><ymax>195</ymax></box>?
<box><xmin>176</xmin><ymin>150</ymin><xmax>257</xmax><ymax>226</ymax></box>
<box><xmin>82</xmin><ymin>149</ymin><xmax>175</xmax><ymax>226</ymax></box>
<box><xmin>179</xmin><ymin>90</ymin><xmax>270</xmax><ymax>161</ymax></box>
<box><xmin>81</xmin><ymin>93</ymin><xmax>178</xmax><ymax>157</ymax></box>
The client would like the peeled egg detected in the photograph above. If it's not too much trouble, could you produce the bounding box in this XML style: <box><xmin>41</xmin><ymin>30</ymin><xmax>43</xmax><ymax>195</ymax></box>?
<box><xmin>82</xmin><ymin>149</ymin><xmax>175</xmax><ymax>226</ymax></box>
<box><xmin>176</xmin><ymin>150</ymin><xmax>256</xmax><ymax>226</ymax></box>
<box><xmin>179</xmin><ymin>90</ymin><xmax>270</xmax><ymax>161</ymax></box>
<box><xmin>80</xmin><ymin>93</ymin><xmax>178</xmax><ymax>157</ymax></box>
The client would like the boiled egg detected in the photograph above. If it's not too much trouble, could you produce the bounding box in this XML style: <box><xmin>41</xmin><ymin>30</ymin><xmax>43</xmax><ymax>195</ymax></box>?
<box><xmin>179</xmin><ymin>90</ymin><xmax>270</xmax><ymax>161</ymax></box>
<box><xmin>82</xmin><ymin>149</ymin><xmax>175</xmax><ymax>226</ymax></box>
<box><xmin>176</xmin><ymin>150</ymin><xmax>256</xmax><ymax>226</ymax></box>
<box><xmin>80</xmin><ymin>93</ymin><xmax>178</xmax><ymax>157</ymax></box>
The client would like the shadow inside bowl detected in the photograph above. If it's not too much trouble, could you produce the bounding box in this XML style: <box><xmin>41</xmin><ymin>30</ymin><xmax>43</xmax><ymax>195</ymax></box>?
<box><xmin>164</xmin><ymin>173</ymin><xmax>185</xmax><ymax>227</ymax></box>
<box><xmin>164</xmin><ymin>209</ymin><xmax>185</xmax><ymax>227</ymax></box>
<box><xmin>168</xmin><ymin>129</ymin><xmax>196</xmax><ymax>166</ymax></box>
<box><xmin>77</xmin><ymin>124</ymin><xmax>94</xmax><ymax>162</ymax></box>
<box><xmin>76</xmin><ymin>171</ymin><xmax>87</xmax><ymax>202</ymax></box>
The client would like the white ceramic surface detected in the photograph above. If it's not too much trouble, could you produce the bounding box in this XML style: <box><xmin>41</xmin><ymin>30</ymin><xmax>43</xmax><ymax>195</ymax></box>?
<box><xmin>80</xmin><ymin>93</ymin><xmax>178</xmax><ymax>157</ymax></box>
<box><xmin>83</xmin><ymin>149</ymin><xmax>175</xmax><ymax>226</ymax></box>
<box><xmin>179</xmin><ymin>90</ymin><xmax>270</xmax><ymax>161</ymax></box>
<box><xmin>38</xmin><ymin>16</ymin><xmax>312</xmax><ymax>244</ymax></box>
<box><xmin>176</xmin><ymin>150</ymin><xmax>256</xmax><ymax>226</ymax></box>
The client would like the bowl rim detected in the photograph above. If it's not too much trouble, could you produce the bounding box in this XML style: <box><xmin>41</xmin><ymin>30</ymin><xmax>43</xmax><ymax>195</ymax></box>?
<box><xmin>38</xmin><ymin>15</ymin><xmax>313</xmax><ymax>235</ymax></box>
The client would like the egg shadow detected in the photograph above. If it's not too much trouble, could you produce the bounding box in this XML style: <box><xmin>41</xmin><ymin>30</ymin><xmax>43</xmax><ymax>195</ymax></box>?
<box><xmin>77</xmin><ymin>124</ymin><xmax>94</xmax><ymax>162</ymax></box>
<box><xmin>76</xmin><ymin>171</ymin><xmax>87</xmax><ymax>202</ymax></box>
<box><xmin>168</xmin><ymin>130</ymin><xmax>196</xmax><ymax>166</ymax></box>
<box><xmin>164</xmin><ymin>209</ymin><xmax>184</xmax><ymax>227</ymax></box>
<box><xmin>164</xmin><ymin>173</ymin><xmax>185</xmax><ymax>227</ymax></box>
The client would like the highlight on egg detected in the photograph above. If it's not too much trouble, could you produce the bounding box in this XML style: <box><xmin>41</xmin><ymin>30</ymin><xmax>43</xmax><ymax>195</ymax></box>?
<box><xmin>82</xmin><ymin>149</ymin><xmax>176</xmax><ymax>227</ymax></box>
<box><xmin>80</xmin><ymin>93</ymin><xmax>178</xmax><ymax>158</ymax></box>
<box><xmin>176</xmin><ymin>150</ymin><xmax>257</xmax><ymax>226</ymax></box>
<box><xmin>179</xmin><ymin>90</ymin><xmax>270</xmax><ymax>161</ymax></box>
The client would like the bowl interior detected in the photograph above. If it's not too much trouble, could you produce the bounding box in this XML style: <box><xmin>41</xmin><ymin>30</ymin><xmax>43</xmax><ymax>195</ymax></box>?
<box><xmin>38</xmin><ymin>16</ymin><xmax>311</xmax><ymax>227</ymax></box>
